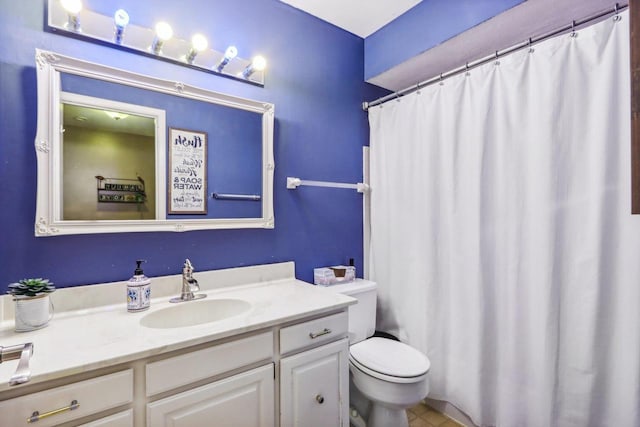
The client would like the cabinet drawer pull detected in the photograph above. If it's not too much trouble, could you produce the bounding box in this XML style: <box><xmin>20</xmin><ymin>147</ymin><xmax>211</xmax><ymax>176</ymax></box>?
<box><xmin>27</xmin><ymin>400</ymin><xmax>80</xmax><ymax>423</ymax></box>
<box><xmin>309</xmin><ymin>328</ymin><xmax>332</xmax><ymax>339</ymax></box>
<box><xmin>316</xmin><ymin>394</ymin><xmax>325</xmax><ymax>404</ymax></box>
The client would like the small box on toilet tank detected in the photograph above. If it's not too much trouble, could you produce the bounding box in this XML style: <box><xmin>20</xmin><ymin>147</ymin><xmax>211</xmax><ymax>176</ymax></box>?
<box><xmin>313</xmin><ymin>265</ymin><xmax>355</xmax><ymax>286</ymax></box>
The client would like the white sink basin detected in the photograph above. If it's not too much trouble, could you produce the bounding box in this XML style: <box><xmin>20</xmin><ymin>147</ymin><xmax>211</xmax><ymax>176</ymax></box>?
<box><xmin>140</xmin><ymin>298</ymin><xmax>251</xmax><ymax>329</ymax></box>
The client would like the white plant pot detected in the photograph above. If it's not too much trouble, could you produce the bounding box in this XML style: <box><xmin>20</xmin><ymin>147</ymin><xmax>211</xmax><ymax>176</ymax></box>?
<box><xmin>14</xmin><ymin>294</ymin><xmax>54</xmax><ymax>332</ymax></box>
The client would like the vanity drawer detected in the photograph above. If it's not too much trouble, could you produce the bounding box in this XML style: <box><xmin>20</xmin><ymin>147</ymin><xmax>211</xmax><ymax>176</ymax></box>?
<box><xmin>0</xmin><ymin>369</ymin><xmax>133</xmax><ymax>427</ymax></box>
<box><xmin>280</xmin><ymin>311</ymin><xmax>348</xmax><ymax>355</ymax></box>
<box><xmin>146</xmin><ymin>331</ymin><xmax>274</xmax><ymax>396</ymax></box>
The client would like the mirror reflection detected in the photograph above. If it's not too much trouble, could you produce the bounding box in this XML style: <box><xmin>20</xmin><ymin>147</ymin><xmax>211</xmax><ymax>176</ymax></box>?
<box><xmin>62</xmin><ymin>101</ymin><xmax>158</xmax><ymax>221</ymax></box>
<box><xmin>60</xmin><ymin>73</ymin><xmax>264</xmax><ymax>220</ymax></box>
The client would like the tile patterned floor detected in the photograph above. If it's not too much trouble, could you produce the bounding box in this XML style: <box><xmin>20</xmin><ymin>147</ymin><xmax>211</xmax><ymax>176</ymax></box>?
<box><xmin>407</xmin><ymin>402</ymin><xmax>465</xmax><ymax>427</ymax></box>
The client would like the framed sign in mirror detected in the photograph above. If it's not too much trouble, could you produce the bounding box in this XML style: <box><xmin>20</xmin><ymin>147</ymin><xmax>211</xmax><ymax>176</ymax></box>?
<box><xmin>34</xmin><ymin>49</ymin><xmax>275</xmax><ymax>236</ymax></box>
<box><xmin>168</xmin><ymin>128</ymin><xmax>208</xmax><ymax>215</ymax></box>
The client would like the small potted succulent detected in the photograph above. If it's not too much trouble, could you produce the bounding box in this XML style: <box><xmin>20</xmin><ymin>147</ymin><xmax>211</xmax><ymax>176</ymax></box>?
<box><xmin>7</xmin><ymin>278</ymin><xmax>55</xmax><ymax>332</ymax></box>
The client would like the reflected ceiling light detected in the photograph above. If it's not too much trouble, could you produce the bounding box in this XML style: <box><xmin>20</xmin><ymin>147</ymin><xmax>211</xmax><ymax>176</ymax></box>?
<box><xmin>242</xmin><ymin>55</ymin><xmax>267</xmax><ymax>79</ymax></box>
<box><xmin>216</xmin><ymin>45</ymin><xmax>238</xmax><ymax>72</ymax></box>
<box><xmin>150</xmin><ymin>22</ymin><xmax>173</xmax><ymax>55</ymax></box>
<box><xmin>113</xmin><ymin>9</ymin><xmax>130</xmax><ymax>45</ymax></box>
<box><xmin>61</xmin><ymin>0</ymin><xmax>82</xmax><ymax>32</ymax></box>
<box><xmin>104</xmin><ymin>111</ymin><xmax>129</xmax><ymax>120</ymax></box>
<box><xmin>186</xmin><ymin>34</ymin><xmax>208</xmax><ymax>64</ymax></box>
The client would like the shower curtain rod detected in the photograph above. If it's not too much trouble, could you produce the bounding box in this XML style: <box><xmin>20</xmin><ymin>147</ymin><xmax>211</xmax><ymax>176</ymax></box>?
<box><xmin>362</xmin><ymin>3</ymin><xmax>628</xmax><ymax>111</ymax></box>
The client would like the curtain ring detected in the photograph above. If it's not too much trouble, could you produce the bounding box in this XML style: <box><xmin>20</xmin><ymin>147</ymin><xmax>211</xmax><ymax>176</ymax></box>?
<box><xmin>394</xmin><ymin>92</ymin><xmax>401</xmax><ymax>102</ymax></box>
<box><xmin>494</xmin><ymin>51</ymin><xmax>500</xmax><ymax>66</ymax></box>
<box><xmin>613</xmin><ymin>3</ymin><xmax>622</xmax><ymax>21</ymax></box>
<box><xmin>439</xmin><ymin>73</ymin><xmax>444</xmax><ymax>86</ymax></box>
<box><xmin>465</xmin><ymin>62</ymin><xmax>470</xmax><ymax>76</ymax></box>
<box><xmin>416</xmin><ymin>83</ymin><xmax>421</xmax><ymax>95</ymax></box>
<box><xmin>528</xmin><ymin>37</ymin><xmax>535</xmax><ymax>54</ymax></box>
<box><xmin>570</xmin><ymin>20</ymin><xmax>578</xmax><ymax>38</ymax></box>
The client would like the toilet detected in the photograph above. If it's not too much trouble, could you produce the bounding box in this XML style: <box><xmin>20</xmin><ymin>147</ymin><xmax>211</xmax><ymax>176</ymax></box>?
<box><xmin>322</xmin><ymin>280</ymin><xmax>430</xmax><ymax>427</ymax></box>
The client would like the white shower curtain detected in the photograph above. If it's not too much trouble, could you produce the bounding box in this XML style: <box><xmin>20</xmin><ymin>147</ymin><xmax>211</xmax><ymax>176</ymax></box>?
<box><xmin>369</xmin><ymin>12</ymin><xmax>639</xmax><ymax>427</ymax></box>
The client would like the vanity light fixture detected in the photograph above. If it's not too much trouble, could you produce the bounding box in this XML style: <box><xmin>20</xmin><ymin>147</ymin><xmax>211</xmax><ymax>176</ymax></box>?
<box><xmin>216</xmin><ymin>45</ymin><xmax>238</xmax><ymax>72</ymax></box>
<box><xmin>150</xmin><ymin>22</ymin><xmax>173</xmax><ymax>55</ymax></box>
<box><xmin>185</xmin><ymin>34</ymin><xmax>208</xmax><ymax>64</ymax></box>
<box><xmin>46</xmin><ymin>1</ymin><xmax>268</xmax><ymax>86</ymax></box>
<box><xmin>113</xmin><ymin>9</ymin><xmax>129</xmax><ymax>45</ymax></box>
<box><xmin>242</xmin><ymin>55</ymin><xmax>267</xmax><ymax>79</ymax></box>
<box><xmin>60</xmin><ymin>0</ymin><xmax>82</xmax><ymax>32</ymax></box>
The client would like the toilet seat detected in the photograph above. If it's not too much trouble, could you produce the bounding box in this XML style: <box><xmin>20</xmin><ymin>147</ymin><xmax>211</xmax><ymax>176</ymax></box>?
<box><xmin>349</xmin><ymin>337</ymin><xmax>430</xmax><ymax>384</ymax></box>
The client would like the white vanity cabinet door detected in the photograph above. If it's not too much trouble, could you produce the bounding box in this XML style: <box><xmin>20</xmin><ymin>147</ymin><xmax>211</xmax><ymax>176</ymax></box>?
<box><xmin>147</xmin><ymin>364</ymin><xmax>274</xmax><ymax>427</ymax></box>
<box><xmin>78</xmin><ymin>409</ymin><xmax>133</xmax><ymax>427</ymax></box>
<box><xmin>280</xmin><ymin>338</ymin><xmax>349</xmax><ymax>427</ymax></box>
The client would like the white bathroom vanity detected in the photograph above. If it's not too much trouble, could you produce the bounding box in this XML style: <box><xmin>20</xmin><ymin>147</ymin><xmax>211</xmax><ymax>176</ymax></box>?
<box><xmin>0</xmin><ymin>262</ymin><xmax>354</xmax><ymax>426</ymax></box>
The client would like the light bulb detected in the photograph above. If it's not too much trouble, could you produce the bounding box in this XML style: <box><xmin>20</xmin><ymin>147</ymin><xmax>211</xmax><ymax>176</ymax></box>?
<box><xmin>216</xmin><ymin>45</ymin><xmax>238</xmax><ymax>72</ymax></box>
<box><xmin>155</xmin><ymin>22</ymin><xmax>173</xmax><ymax>41</ymax></box>
<box><xmin>242</xmin><ymin>55</ymin><xmax>267</xmax><ymax>79</ymax></box>
<box><xmin>113</xmin><ymin>9</ymin><xmax>129</xmax><ymax>45</ymax></box>
<box><xmin>191</xmin><ymin>34</ymin><xmax>208</xmax><ymax>51</ymax></box>
<box><xmin>252</xmin><ymin>55</ymin><xmax>267</xmax><ymax>71</ymax></box>
<box><xmin>114</xmin><ymin>9</ymin><xmax>129</xmax><ymax>28</ymax></box>
<box><xmin>150</xmin><ymin>22</ymin><xmax>173</xmax><ymax>55</ymax></box>
<box><xmin>61</xmin><ymin>0</ymin><xmax>82</xmax><ymax>14</ymax></box>
<box><xmin>224</xmin><ymin>46</ymin><xmax>238</xmax><ymax>61</ymax></box>
<box><xmin>186</xmin><ymin>34</ymin><xmax>208</xmax><ymax>64</ymax></box>
<box><xmin>61</xmin><ymin>0</ymin><xmax>82</xmax><ymax>32</ymax></box>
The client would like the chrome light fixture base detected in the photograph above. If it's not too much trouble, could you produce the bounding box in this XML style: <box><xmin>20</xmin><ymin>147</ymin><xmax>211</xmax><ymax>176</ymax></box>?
<box><xmin>46</xmin><ymin>0</ymin><xmax>266</xmax><ymax>87</ymax></box>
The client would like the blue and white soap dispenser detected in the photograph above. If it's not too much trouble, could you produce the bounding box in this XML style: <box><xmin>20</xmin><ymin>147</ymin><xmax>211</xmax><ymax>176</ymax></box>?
<box><xmin>127</xmin><ymin>259</ymin><xmax>151</xmax><ymax>312</ymax></box>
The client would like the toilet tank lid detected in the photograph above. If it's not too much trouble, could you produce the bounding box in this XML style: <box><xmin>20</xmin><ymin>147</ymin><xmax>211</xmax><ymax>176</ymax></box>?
<box><xmin>320</xmin><ymin>279</ymin><xmax>376</xmax><ymax>295</ymax></box>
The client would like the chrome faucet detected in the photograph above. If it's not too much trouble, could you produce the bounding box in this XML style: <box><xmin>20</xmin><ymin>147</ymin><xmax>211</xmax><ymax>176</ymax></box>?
<box><xmin>170</xmin><ymin>259</ymin><xmax>206</xmax><ymax>303</ymax></box>
<box><xmin>1</xmin><ymin>343</ymin><xmax>34</xmax><ymax>386</ymax></box>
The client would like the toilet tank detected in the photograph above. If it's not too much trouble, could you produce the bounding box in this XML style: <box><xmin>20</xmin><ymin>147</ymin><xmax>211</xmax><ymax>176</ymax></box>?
<box><xmin>322</xmin><ymin>279</ymin><xmax>377</xmax><ymax>344</ymax></box>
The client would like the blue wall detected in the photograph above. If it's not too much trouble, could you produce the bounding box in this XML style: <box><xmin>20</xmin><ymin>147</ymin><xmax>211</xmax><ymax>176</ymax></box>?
<box><xmin>364</xmin><ymin>0</ymin><xmax>525</xmax><ymax>80</ymax></box>
<box><xmin>0</xmin><ymin>0</ymin><xmax>389</xmax><ymax>290</ymax></box>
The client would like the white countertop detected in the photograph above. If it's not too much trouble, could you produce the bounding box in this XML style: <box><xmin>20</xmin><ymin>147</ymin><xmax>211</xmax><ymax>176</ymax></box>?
<box><xmin>0</xmin><ymin>262</ymin><xmax>355</xmax><ymax>393</ymax></box>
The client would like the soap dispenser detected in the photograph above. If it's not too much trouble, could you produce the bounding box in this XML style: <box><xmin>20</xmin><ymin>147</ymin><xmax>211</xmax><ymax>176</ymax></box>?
<box><xmin>127</xmin><ymin>260</ymin><xmax>151</xmax><ymax>312</ymax></box>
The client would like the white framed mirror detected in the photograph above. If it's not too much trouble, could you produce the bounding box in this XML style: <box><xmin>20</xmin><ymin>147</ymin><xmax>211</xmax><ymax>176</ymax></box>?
<box><xmin>34</xmin><ymin>49</ymin><xmax>275</xmax><ymax>236</ymax></box>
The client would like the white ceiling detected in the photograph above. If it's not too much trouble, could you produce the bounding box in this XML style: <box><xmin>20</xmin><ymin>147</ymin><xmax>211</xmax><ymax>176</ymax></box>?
<box><xmin>279</xmin><ymin>0</ymin><xmax>422</xmax><ymax>38</ymax></box>
<box><xmin>64</xmin><ymin>104</ymin><xmax>155</xmax><ymax>137</ymax></box>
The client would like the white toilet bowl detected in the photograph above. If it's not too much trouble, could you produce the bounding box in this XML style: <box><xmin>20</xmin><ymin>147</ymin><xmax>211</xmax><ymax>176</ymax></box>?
<box><xmin>319</xmin><ymin>280</ymin><xmax>431</xmax><ymax>427</ymax></box>
<box><xmin>348</xmin><ymin>337</ymin><xmax>430</xmax><ymax>427</ymax></box>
